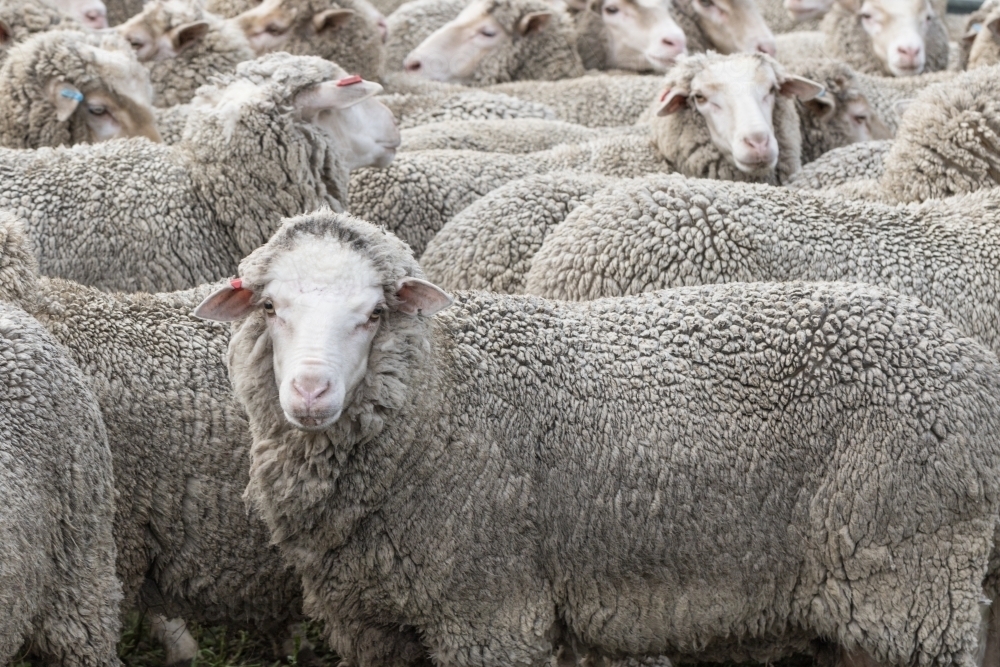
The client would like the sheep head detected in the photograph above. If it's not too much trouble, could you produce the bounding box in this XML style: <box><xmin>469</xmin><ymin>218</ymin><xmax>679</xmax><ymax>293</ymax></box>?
<box><xmin>573</xmin><ymin>0</ymin><xmax>687</xmax><ymax>70</ymax></box>
<box><xmin>672</xmin><ymin>0</ymin><xmax>775</xmax><ymax>55</ymax></box>
<box><xmin>834</xmin><ymin>0</ymin><xmax>936</xmax><ymax>75</ymax></box>
<box><xmin>116</xmin><ymin>0</ymin><xmax>212</xmax><ymax>62</ymax></box>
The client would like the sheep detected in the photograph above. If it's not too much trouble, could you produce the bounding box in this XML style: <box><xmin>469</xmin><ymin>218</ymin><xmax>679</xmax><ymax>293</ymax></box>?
<box><xmin>786</xmin><ymin>139</ymin><xmax>892</xmax><ymax>188</ymax></box>
<box><xmin>0</xmin><ymin>53</ymin><xmax>387</xmax><ymax>292</ymax></box>
<box><xmin>669</xmin><ymin>0</ymin><xmax>776</xmax><ymax>54</ymax></box>
<box><xmin>0</xmin><ymin>29</ymin><xmax>160</xmax><ymax>148</ymax></box>
<box><xmin>756</xmin><ymin>0</ymin><xmax>826</xmax><ymax>32</ymax></box>
<box><xmin>48</xmin><ymin>0</ymin><xmax>107</xmax><ymax>27</ymax></box>
<box><xmin>401</xmin><ymin>0</ymin><xmax>586</xmax><ymax>84</ymax></box>
<box><xmin>400</xmin><ymin>118</ymin><xmax>646</xmax><ymax>152</ymax></box>
<box><xmin>375</xmin><ymin>81</ymin><xmax>563</xmax><ymax>130</ymax></box>
<box><xmin>196</xmin><ymin>207</ymin><xmax>1000</xmax><ymax>667</ymax></box>
<box><xmin>520</xmin><ymin>173</ymin><xmax>1000</xmax><ymax>360</ymax></box>
<box><xmin>0</xmin><ymin>0</ymin><xmax>79</xmax><ymax>60</ymax></box>
<box><xmin>353</xmin><ymin>52</ymin><xmax>823</xmax><ymax>254</ymax></box>
<box><xmin>959</xmin><ymin>0</ymin><xmax>1000</xmax><ymax>69</ymax></box>
<box><xmin>117</xmin><ymin>0</ymin><xmax>256</xmax><ymax>107</ymax></box>
<box><xmin>385</xmin><ymin>0</ymin><xmax>467</xmax><ymax>73</ymax></box>
<box><xmin>569</xmin><ymin>0</ymin><xmax>687</xmax><ymax>72</ymax></box>
<box><xmin>776</xmin><ymin>0</ymin><xmax>948</xmax><ymax>75</ymax></box>
<box><xmin>231</xmin><ymin>0</ymin><xmax>386</xmax><ymax>81</ymax></box>
<box><xmin>0</xmin><ymin>214</ymin><xmax>121</xmax><ymax>667</ymax></box>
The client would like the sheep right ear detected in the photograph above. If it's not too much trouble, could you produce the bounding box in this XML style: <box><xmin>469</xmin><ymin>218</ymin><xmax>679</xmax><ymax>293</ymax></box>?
<box><xmin>394</xmin><ymin>278</ymin><xmax>453</xmax><ymax>317</ymax></box>
<box><xmin>193</xmin><ymin>279</ymin><xmax>256</xmax><ymax>321</ymax></box>
<box><xmin>779</xmin><ymin>75</ymin><xmax>824</xmax><ymax>100</ymax></box>
<box><xmin>517</xmin><ymin>11</ymin><xmax>552</xmax><ymax>35</ymax></box>
<box><xmin>0</xmin><ymin>20</ymin><xmax>11</xmax><ymax>46</ymax></box>
<box><xmin>656</xmin><ymin>86</ymin><xmax>688</xmax><ymax>115</ymax></box>
<box><xmin>313</xmin><ymin>8</ymin><xmax>355</xmax><ymax>32</ymax></box>
<box><xmin>48</xmin><ymin>80</ymin><xmax>83</xmax><ymax>122</ymax></box>
<box><xmin>170</xmin><ymin>20</ymin><xmax>211</xmax><ymax>52</ymax></box>
<box><xmin>295</xmin><ymin>77</ymin><xmax>384</xmax><ymax>112</ymax></box>
<box><xmin>893</xmin><ymin>98</ymin><xmax>912</xmax><ymax>117</ymax></box>
<box><xmin>798</xmin><ymin>89</ymin><xmax>835</xmax><ymax>120</ymax></box>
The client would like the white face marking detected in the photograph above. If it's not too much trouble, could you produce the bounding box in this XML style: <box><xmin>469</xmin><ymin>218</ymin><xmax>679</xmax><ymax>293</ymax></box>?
<box><xmin>857</xmin><ymin>0</ymin><xmax>932</xmax><ymax>75</ymax></box>
<box><xmin>402</xmin><ymin>0</ymin><xmax>509</xmax><ymax>82</ymax></box>
<box><xmin>689</xmin><ymin>57</ymin><xmax>779</xmax><ymax>174</ymax></box>
<box><xmin>317</xmin><ymin>97</ymin><xmax>400</xmax><ymax>170</ymax></box>
<box><xmin>599</xmin><ymin>0</ymin><xmax>687</xmax><ymax>70</ymax></box>
<box><xmin>261</xmin><ymin>241</ymin><xmax>385</xmax><ymax>432</ymax></box>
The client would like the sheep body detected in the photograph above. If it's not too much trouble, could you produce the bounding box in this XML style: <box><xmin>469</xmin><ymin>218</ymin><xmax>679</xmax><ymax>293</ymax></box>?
<box><xmin>230</xmin><ymin>210</ymin><xmax>1000</xmax><ymax>667</ymax></box>
<box><xmin>400</xmin><ymin>119</ymin><xmax>645</xmax><ymax>152</ymax></box>
<box><xmin>0</xmin><ymin>0</ymin><xmax>79</xmax><ymax>59</ymax></box>
<box><xmin>787</xmin><ymin>140</ymin><xmax>891</xmax><ymax>189</ymax></box>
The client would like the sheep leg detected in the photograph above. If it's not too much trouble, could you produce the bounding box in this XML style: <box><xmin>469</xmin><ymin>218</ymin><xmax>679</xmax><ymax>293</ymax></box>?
<box><xmin>149</xmin><ymin>615</ymin><xmax>199</xmax><ymax>667</ymax></box>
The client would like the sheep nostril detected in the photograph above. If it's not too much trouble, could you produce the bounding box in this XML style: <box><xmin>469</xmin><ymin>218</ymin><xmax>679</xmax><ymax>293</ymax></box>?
<box><xmin>756</xmin><ymin>40</ymin><xmax>776</xmax><ymax>56</ymax></box>
<box><xmin>404</xmin><ymin>59</ymin><xmax>422</xmax><ymax>72</ymax></box>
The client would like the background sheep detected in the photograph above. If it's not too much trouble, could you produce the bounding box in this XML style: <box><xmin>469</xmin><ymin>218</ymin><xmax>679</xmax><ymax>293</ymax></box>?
<box><xmin>399</xmin><ymin>118</ymin><xmax>645</xmax><ymax>152</ymax></box>
<box><xmin>0</xmin><ymin>0</ymin><xmax>80</xmax><ymax>60</ymax></box>
<box><xmin>401</xmin><ymin>0</ymin><xmax>586</xmax><ymax>84</ymax></box>
<box><xmin>49</xmin><ymin>0</ymin><xmax>108</xmax><ymax>27</ymax></box>
<box><xmin>959</xmin><ymin>0</ymin><xmax>1000</xmax><ymax>69</ymax></box>
<box><xmin>0</xmin><ymin>29</ymin><xmax>160</xmax><ymax>148</ymax></box>
<box><xmin>0</xmin><ymin>214</ymin><xmax>121</xmax><ymax>667</ymax></box>
<box><xmin>756</xmin><ymin>0</ymin><xmax>826</xmax><ymax>32</ymax></box>
<box><xmin>199</xmin><ymin>208</ymin><xmax>1000</xmax><ymax>667</ymax></box>
<box><xmin>116</xmin><ymin>0</ymin><xmax>255</xmax><ymax>107</ymax></box>
<box><xmin>384</xmin><ymin>0</ymin><xmax>466</xmax><ymax>74</ymax></box>
<box><xmin>564</xmin><ymin>0</ymin><xmax>687</xmax><ymax>72</ymax></box>
<box><xmin>232</xmin><ymin>0</ymin><xmax>386</xmax><ymax>81</ymax></box>
<box><xmin>0</xmin><ymin>54</ymin><xmax>383</xmax><ymax>291</ymax></box>
<box><xmin>669</xmin><ymin>0</ymin><xmax>776</xmax><ymax>53</ymax></box>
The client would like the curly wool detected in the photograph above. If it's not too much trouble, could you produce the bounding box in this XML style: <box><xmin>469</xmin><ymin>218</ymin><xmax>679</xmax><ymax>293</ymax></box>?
<box><xmin>26</xmin><ymin>276</ymin><xmax>304</xmax><ymax>637</ymax></box>
<box><xmin>756</xmin><ymin>0</ymin><xmax>823</xmax><ymax>32</ymax></box>
<box><xmin>850</xmin><ymin>68</ymin><xmax>952</xmax><ymax>132</ymax></box>
<box><xmin>380</xmin><ymin>88</ymin><xmax>558</xmax><ymax>129</ymax></box>
<box><xmin>523</xmin><ymin>174</ymin><xmax>1000</xmax><ymax>360</ymax></box>
<box><xmin>0</xmin><ymin>211</ymin><xmax>38</xmax><ymax>310</ymax></box>
<box><xmin>787</xmin><ymin>139</ymin><xmax>892</xmax><ymax>188</ymax></box>
<box><xmin>349</xmin><ymin>133</ymin><xmax>669</xmax><ymax>254</ymax></box>
<box><xmin>0</xmin><ymin>298</ymin><xmax>120</xmax><ymax>667</ymax></box>
<box><xmin>820</xmin><ymin>1</ymin><xmax>948</xmax><ymax>75</ymax></box>
<box><xmin>230</xmin><ymin>211</ymin><xmax>1000</xmax><ymax>667</ymax></box>
<box><xmin>0</xmin><ymin>0</ymin><xmax>79</xmax><ymax>60</ymax></box>
<box><xmin>877</xmin><ymin>64</ymin><xmax>1000</xmax><ymax>202</ymax></box>
<box><xmin>103</xmin><ymin>0</ymin><xmax>145</xmax><ymax>24</ymax></box>
<box><xmin>400</xmin><ymin>119</ymin><xmax>646</xmax><ymax>152</ymax></box>
<box><xmin>420</xmin><ymin>171</ymin><xmax>611</xmax><ymax>291</ymax></box>
<box><xmin>649</xmin><ymin>52</ymin><xmax>803</xmax><ymax>185</ymax></box>
<box><xmin>384</xmin><ymin>0</ymin><xmax>467</xmax><ymax>72</ymax></box>
<box><xmin>0</xmin><ymin>29</ymin><xmax>154</xmax><ymax>148</ymax></box>
<box><xmin>134</xmin><ymin>0</ymin><xmax>255</xmax><ymax>107</ymax></box>
<box><xmin>0</xmin><ymin>55</ymin><xmax>348</xmax><ymax>291</ymax></box>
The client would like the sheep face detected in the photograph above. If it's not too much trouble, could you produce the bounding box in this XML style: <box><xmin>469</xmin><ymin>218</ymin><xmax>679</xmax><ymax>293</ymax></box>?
<box><xmin>587</xmin><ymin>0</ymin><xmax>687</xmax><ymax>70</ymax></box>
<box><xmin>657</xmin><ymin>54</ymin><xmax>822</xmax><ymax>175</ymax></box>
<box><xmin>194</xmin><ymin>238</ymin><xmax>451</xmax><ymax>432</ymax></box>
<box><xmin>233</xmin><ymin>0</ymin><xmax>356</xmax><ymax>54</ymax></box>
<box><xmin>783</xmin><ymin>0</ymin><xmax>833</xmax><ymax>23</ymax></box>
<box><xmin>673</xmin><ymin>0</ymin><xmax>775</xmax><ymax>54</ymax></box>
<box><xmin>116</xmin><ymin>0</ymin><xmax>211</xmax><ymax>62</ymax></box>
<box><xmin>51</xmin><ymin>0</ymin><xmax>108</xmax><ymax>29</ymax></box>
<box><xmin>840</xmin><ymin>0</ymin><xmax>934</xmax><ymax>75</ymax></box>
<box><xmin>401</xmin><ymin>0</ymin><xmax>553</xmax><ymax>82</ymax></box>
<box><xmin>316</xmin><ymin>98</ymin><xmax>400</xmax><ymax>170</ymax></box>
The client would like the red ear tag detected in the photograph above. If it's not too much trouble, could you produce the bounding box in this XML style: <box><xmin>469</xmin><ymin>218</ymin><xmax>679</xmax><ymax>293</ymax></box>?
<box><xmin>230</xmin><ymin>278</ymin><xmax>243</xmax><ymax>290</ymax></box>
<box><xmin>659</xmin><ymin>88</ymin><xmax>670</xmax><ymax>102</ymax></box>
<box><xmin>336</xmin><ymin>75</ymin><xmax>363</xmax><ymax>86</ymax></box>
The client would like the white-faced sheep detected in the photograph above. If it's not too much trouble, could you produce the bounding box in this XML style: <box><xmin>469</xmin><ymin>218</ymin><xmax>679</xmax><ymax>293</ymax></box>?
<box><xmin>352</xmin><ymin>52</ymin><xmax>823</xmax><ymax>254</ymax></box>
<box><xmin>0</xmin><ymin>213</ymin><xmax>121</xmax><ymax>667</ymax></box>
<box><xmin>116</xmin><ymin>0</ymin><xmax>255</xmax><ymax>107</ymax></box>
<box><xmin>401</xmin><ymin>0</ymin><xmax>586</xmax><ymax>84</ymax></box>
<box><xmin>231</xmin><ymin>0</ymin><xmax>386</xmax><ymax>81</ymax></box>
<box><xmin>569</xmin><ymin>0</ymin><xmax>687</xmax><ymax>72</ymax></box>
<box><xmin>0</xmin><ymin>53</ymin><xmax>390</xmax><ymax>292</ymax></box>
<box><xmin>670</xmin><ymin>0</ymin><xmax>776</xmax><ymax>53</ymax></box>
<box><xmin>0</xmin><ymin>29</ymin><xmax>160</xmax><ymax>148</ymax></box>
<box><xmin>197</xmin><ymin>208</ymin><xmax>1000</xmax><ymax>667</ymax></box>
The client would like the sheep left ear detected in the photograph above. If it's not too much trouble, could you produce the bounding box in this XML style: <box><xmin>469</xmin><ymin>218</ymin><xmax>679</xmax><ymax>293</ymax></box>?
<box><xmin>48</xmin><ymin>80</ymin><xmax>83</xmax><ymax>122</ymax></box>
<box><xmin>517</xmin><ymin>11</ymin><xmax>552</xmax><ymax>35</ymax></box>
<box><xmin>395</xmin><ymin>278</ymin><xmax>453</xmax><ymax>316</ymax></box>
<box><xmin>295</xmin><ymin>77</ymin><xmax>383</xmax><ymax>112</ymax></box>
<box><xmin>656</xmin><ymin>86</ymin><xmax>688</xmax><ymax>115</ymax></box>
<box><xmin>798</xmin><ymin>88</ymin><xmax>834</xmax><ymax>120</ymax></box>
<box><xmin>170</xmin><ymin>20</ymin><xmax>210</xmax><ymax>52</ymax></box>
<box><xmin>0</xmin><ymin>19</ymin><xmax>11</xmax><ymax>46</ymax></box>
<box><xmin>313</xmin><ymin>8</ymin><xmax>355</xmax><ymax>32</ymax></box>
<box><xmin>193</xmin><ymin>279</ymin><xmax>256</xmax><ymax>321</ymax></box>
<box><xmin>779</xmin><ymin>75</ymin><xmax>824</xmax><ymax>100</ymax></box>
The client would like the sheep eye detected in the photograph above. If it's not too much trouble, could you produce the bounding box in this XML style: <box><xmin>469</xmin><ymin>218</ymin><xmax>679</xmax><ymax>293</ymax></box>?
<box><xmin>479</xmin><ymin>27</ymin><xmax>497</xmax><ymax>37</ymax></box>
<box><xmin>263</xmin><ymin>300</ymin><xmax>275</xmax><ymax>314</ymax></box>
<box><xmin>87</xmin><ymin>105</ymin><xmax>107</xmax><ymax>116</ymax></box>
<box><xmin>859</xmin><ymin>11</ymin><xmax>872</xmax><ymax>18</ymax></box>
<box><xmin>265</xmin><ymin>23</ymin><xmax>285</xmax><ymax>34</ymax></box>
<box><xmin>692</xmin><ymin>92</ymin><xmax>707</xmax><ymax>104</ymax></box>
<box><xmin>852</xmin><ymin>114</ymin><xmax>868</xmax><ymax>123</ymax></box>
<box><xmin>697</xmin><ymin>0</ymin><xmax>713</xmax><ymax>8</ymax></box>
<box><xmin>369</xmin><ymin>306</ymin><xmax>384</xmax><ymax>322</ymax></box>
<box><xmin>128</xmin><ymin>39</ymin><xmax>144</xmax><ymax>50</ymax></box>
<box><xmin>604</xmin><ymin>5</ymin><xmax>620</xmax><ymax>13</ymax></box>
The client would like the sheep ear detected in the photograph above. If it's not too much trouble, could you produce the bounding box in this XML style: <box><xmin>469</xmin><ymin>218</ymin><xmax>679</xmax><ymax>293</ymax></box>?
<box><xmin>170</xmin><ymin>20</ymin><xmax>211</xmax><ymax>52</ymax></box>
<box><xmin>779</xmin><ymin>75</ymin><xmax>824</xmax><ymax>100</ymax></box>
<box><xmin>193</xmin><ymin>280</ymin><xmax>256</xmax><ymax>321</ymax></box>
<box><xmin>656</xmin><ymin>86</ymin><xmax>688</xmax><ymax>115</ymax></box>
<box><xmin>962</xmin><ymin>21</ymin><xmax>982</xmax><ymax>45</ymax></box>
<box><xmin>799</xmin><ymin>90</ymin><xmax>835</xmax><ymax>120</ymax></box>
<box><xmin>893</xmin><ymin>98</ymin><xmax>912</xmax><ymax>116</ymax></box>
<box><xmin>294</xmin><ymin>77</ymin><xmax>383</xmax><ymax>113</ymax></box>
<box><xmin>48</xmin><ymin>80</ymin><xmax>83</xmax><ymax>122</ymax></box>
<box><xmin>517</xmin><ymin>11</ymin><xmax>552</xmax><ymax>35</ymax></box>
<box><xmin>313</xmin><ymin>8</ymin><xmax>355</xmax><ymax>32</ymax></box>
<box><xmin>0</xmin><ymin>19</ymin><xmax>11</xmax><ymax>46</ymax></box>
<box><xmin>394</xmin><ymin>278</ymin><xmax>453</xmax><ymax>317</ymax></box>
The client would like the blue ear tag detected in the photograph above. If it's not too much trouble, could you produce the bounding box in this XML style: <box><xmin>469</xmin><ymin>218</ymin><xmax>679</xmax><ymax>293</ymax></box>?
<box><xmin>60</xmin><ymin>88</ymin><xmax>84</xmax><ymax>102</ymax></box>
<box><xmin>971</xmin><ymin>22</ymin><xmax>983</xmax><ymax>33</ymax></box>
<box><xmin>815</xmin><ymin>89</ymin><xmax>826</xmax><ymax>98</ymax></box>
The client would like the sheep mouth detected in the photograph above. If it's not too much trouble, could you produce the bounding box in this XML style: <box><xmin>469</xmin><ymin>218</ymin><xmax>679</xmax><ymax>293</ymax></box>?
<box><xmin>734</xmin><ymin>156</ymin><xmax>777</xmax><ymax>174</ymax></box>
<box><xmin>891</xmin><ymin>63</ymin><xmax>923</xmax><ymax>76</ymax></box>
<box><xmin>285</xmin><ymin>411</ymin><xmax>341</xmax><ymax>432</ymax></box>
<box><xmin>645</xmin><ymin>53</ymin><xmax>683</xmax><ymax>69</ymax></box>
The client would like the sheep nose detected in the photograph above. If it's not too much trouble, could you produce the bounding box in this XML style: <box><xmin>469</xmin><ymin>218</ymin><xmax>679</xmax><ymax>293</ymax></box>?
<box><xmin>292</xmin><ymin>378</ymin><xmax>330</xmax><ymax>406</ymax></box>
<box><xmin>742</xmin><ymin>132</ymin><xmax>770</xmax><ymax>153</ymax></box>
<box><xmin>755</xmin><ymin>39</ymin><xmax>776</xmax><ymax>56</ymax></box>
<box><xmin>896</xmin><ymin>45</ymin><xmax>921</xmax><ymax>61</ymax></box>
<box><xmin>377</xmin><ymin>17</ymin><xmax>388</xmax><ymax>42</ymax></box>
<box><xmin>404</xmin><ymin>57</ymin><xmax>422</xmax><ymax>72</ymax></box>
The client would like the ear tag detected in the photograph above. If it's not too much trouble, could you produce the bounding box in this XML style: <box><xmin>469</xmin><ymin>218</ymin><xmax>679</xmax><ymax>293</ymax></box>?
<box><xmin>230</xmin><ymin>277</ymin><xmax>243</xmax><ymax>289</ymax></box>
<box><xmin>972</xmin><ymin>22</ymin><xmax>982</xmax><ymax>32</ymax></box>
<box><xmin>61</xmin><ymin>88</ymin><xmax>85</xmax><ymax>102</ymax></box>
<box><xmin>336</xmin><ymin>75</ymin><xmax>363</xmax><ymax>86</ymax></box>
<box><xmin>659</xmin><ymin>89</ymin><xmax>669</xmax><ymax>102</ymax></box>
<box><xmin>815</xmin><ymin>89</ymin><xmax>826</xmax><ymax>97</ymax></box>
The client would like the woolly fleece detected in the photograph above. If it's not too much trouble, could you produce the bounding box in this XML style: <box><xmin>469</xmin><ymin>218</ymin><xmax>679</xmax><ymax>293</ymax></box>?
<box><xmin>787</xmin><ymin>139</ymin><xmax>891</xmax><ymax>188</ymax></box>
<box><xmin>230</xmin><ymin>210</ymin><xmax>1000</xmax><ymax>667</ymax></box>
<box><xmin>385</xmin><ymin>0</ymin><xmax>466</xmax><ymax>71</ymax></box>
<box><xmin>400</xmin><ymin>119</ymin><xmax>645</xmax><ymax>152</ymax></box>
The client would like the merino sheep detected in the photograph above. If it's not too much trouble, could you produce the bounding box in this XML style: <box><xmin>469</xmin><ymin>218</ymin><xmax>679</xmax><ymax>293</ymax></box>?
<box><xmin>670</xmin><ymin>0</ymin><xmax>775</xmax><ymax>53</ymax></box>
<box><xmin>522</xmin><ymin>173</ymin><xmax>1000</xmax><ymax>361</ymax></box>
<box><xmin>117</xmin><ymin>0</ymin><xmax>255</xmax><ymax>107</ymax></box>
<box><xmin>378</xmin><ymin>85</ymin><xmax>560</xmax><ymax>129</ymax></box>
<box><xmin>384</xmin><ymin>0</ymin><xmax>466</xmax><ymax>73</ymax></box>
<box><xmin>400</xmin><ymin>118</ymin><xmax>645</xmax><ymax>152</ymax></box>
<box><xmin>756</xmin><ymin>0</ymin><xmax>825</xmax><ymax>32</ymax></box>
<box><xmin>849</xmin><ymin>67</ymin><xmax>951</xmax><ymax>132</ymax></box>
<box><xmin>0</xmin><ymin>29</ymin><xmax>160</xmax><ymax>148</ymax></box>
<box><xmin>787</xmin><ymin>139</ymin><xmax>892</xmax><ymax>188</ymax></box>
<box><xmin>401</xmin><ymin>0</ymin><xmax>586</xmax><ymax>84</ymax></box>
<box><xmin>0</xmin><ymin>214</ymin><xmax>121</xmax><ymax>667</ymax></box>
<box><xmin>353</xmin><ymin>52</ymin><xmax>823</xmax><ymax>253</ymax></box>
<box><xmin>0</xmin><ymin>0</ymin><xmax>79</xmax><ymax>59</ymax></box>
<box><xmin>232</xmin><ymin>0</ymin><xmax>386</xmax><ymax>81</ymax></box>
<box><xmin>197</xmin><ymin>208</ymin><xmax>1000</xmax><ymax>667</ymax></box>
<box><xmin>959</xmin><ymin>0</ymin><xmax>1000</xmax><ymax>69</ymax></box>
<box><xmin>776</xmin><ymin>0</ymin><xmax>948</xmax><ymax>75</ymax></box>
<box><xmin>0</xmin><ymin>53</ymin><xmax>386</xmax><ymax>292</ymax></box>
<box><xmin>568</xmin><ymin>0</ymin><xmax>687</xmax><ymax>72</ymax></box>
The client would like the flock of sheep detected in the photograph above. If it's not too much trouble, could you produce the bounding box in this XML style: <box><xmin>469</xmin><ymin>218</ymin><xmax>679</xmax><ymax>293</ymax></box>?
<box><xmin>2</xmin><ymin>0</ymin><xmax>1000</xmax><ymax>663</ymax></box>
